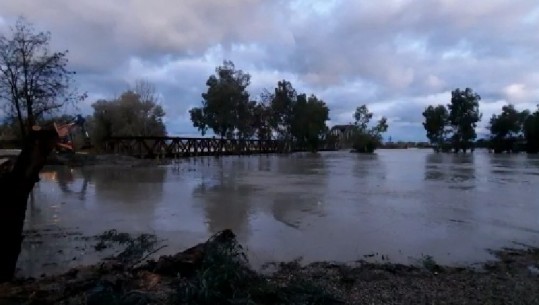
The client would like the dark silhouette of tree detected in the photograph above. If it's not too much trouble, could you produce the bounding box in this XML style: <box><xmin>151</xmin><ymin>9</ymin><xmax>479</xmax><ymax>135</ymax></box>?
<box><xmin>351</xmin><ymin>104</ymin><xmax>388</xmax><ymax>153</ymax></box>
<box><xmin>422</xmin><ymin>105</ymin><xmax>449</xmax><ymax>152</ymax></box>
<box><xmin>189</xmin><ymin>60</ymin><xmax>251</xmax><ymax>139</ymax></box>
<box><xmin>269</xmin><ymin>80</ymin><xmax>297</xmax><ymax>145</ymax></box>
<box><xmin>447</xmin><ymin>88</ymin><xmax>482</xmax><ymax>153</ymax></box>
<box><xmin>523</xmin><ymin>106</ymin><xmax>539</xmax><ymax>153</ymax></box>
<box><xmin>354</xmin><ymin>105</ymin><xmax>373</xmax><ymax>132</ymax></box>
<box><xmin>90</xmin><ymin>85</ymin><xmax>166</xmax><ymax>148</ymax></box>
<box><xmin>189</xmin><ymin>70</ymin><xmax>332</xmax><ymax>151</ymax></box>
<box><xmin>290</xmin><ymin>94</ymin><xmax>330</xmax><ymax>152</ymax></box>
<box><xmin>253</xmin><ymin>94</ymin><xmax>273</xmax><ymax>140</ymax></box>
<box><xmin>489</xmin><ymin>104</ymin><xmax>528</xmax><ymax>153</ymax></box>
<box><xmin>0</xmin><ymin>18</ymin><xmax>85</xmax><ymax>139</ymax></box>
<box><xmin>235</xmin><ymin>100</ymin><xmax>257</xmax><ymax>140</ymax></box>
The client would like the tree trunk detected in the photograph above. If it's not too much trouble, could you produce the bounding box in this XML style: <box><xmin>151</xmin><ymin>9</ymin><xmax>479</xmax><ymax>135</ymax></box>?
<box><xmin>13</xmin><ymin>99</ymin><xmax>26</xmax><ymax>140</ymax></box>
<box><xmin>26</xmin><ymin>99</ymin><xmax>35</xmax><ymax>134</ymax></box>
<box><xmin>0</xmin><ymin>130</ymin><xmax>58</xmax><ymax>282</ymax></box>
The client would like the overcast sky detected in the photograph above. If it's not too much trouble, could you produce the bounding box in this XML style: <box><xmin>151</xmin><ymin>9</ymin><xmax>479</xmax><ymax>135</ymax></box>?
<box><xmin>1</xmin><ymin>0</ymin><xmax>538</xmax><ymax>141</ymax></box>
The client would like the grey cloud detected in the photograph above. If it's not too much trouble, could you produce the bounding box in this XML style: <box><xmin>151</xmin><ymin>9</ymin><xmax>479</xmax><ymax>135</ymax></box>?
<box><xmin>1</xmin><ymin>0</ymin><xmax>538</xmax><ymax>139</ymax></box>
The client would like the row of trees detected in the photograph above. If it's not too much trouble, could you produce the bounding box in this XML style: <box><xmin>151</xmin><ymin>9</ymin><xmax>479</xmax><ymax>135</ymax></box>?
<box><xmin>488</xmin><ymin>105</ymin><xmax>539</xmax><ymax>153</ymax></box>
<box><xmin>189</xmin><ymin>61</ymin><xmax>330</xmax><ymax>152</ymax></box>
<box><xmin>422</xmin><ymin>88</ymin><xmax>482</xmax><ymax>153</ymax></box>
<box><xmin>2</xmin><ymin>19</ymin><xmax>536</xmax><ymax>155</ymax></box>
<box><xmin>422</xmin><ymin>87</ymin><xmax>539</xmax><ymax>154</ymax></box>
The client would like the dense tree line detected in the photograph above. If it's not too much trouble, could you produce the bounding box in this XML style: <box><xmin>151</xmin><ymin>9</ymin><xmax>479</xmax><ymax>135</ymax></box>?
<box><xmin>423</xmin><ymin>87</ymin><xmax>539</xmax><ymax>154</ymax></box>
<box><xmin>189</xmin><ymin>61</ymin><xmax>330</xmax><ymax>152</ymax></box>
<box><xmin>488</xmin><ymin>105</ymin><xmax>539</xmax><ymax>153</ymax></box>
<box><xmin>422</xmin><ymin>88</ymin><xmax>482</xmax><ymax>153</ymax></box>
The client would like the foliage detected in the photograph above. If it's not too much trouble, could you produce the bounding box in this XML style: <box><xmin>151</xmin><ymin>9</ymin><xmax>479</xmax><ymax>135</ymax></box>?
<box><xmin>351</xmin><ymin>132</ymin><xmax>379</xmax><ymax>153</ymax></box>
<box><xmin>353</xmin><ymin>105</ymin><xmax>373</xmax><ymax>132</ymax></box>
<box><xmin>422</xmin><ymin>88</ymin><xmax>481</xmax><ymax>153</ymax></box>
<box><xmin>175</xmin><ymin>231</ymin><xmax>340</xmax><ymax>305</ymax></box>
<box><xmin>252</xmin><ymin>100</ymin><xmax>273</xmax><ymax>141</ymax></box>
<box><xmin>523</xmin><ymin>106</ymin><xmax>539</xmax><ymax>153</ymax></box>
<box><xmin>268</xmin><ymin>80</ymin><xmax>297</xmax><ymax>142</ymax></box>
<box><xmin>90</xmin><ymin>83</ymin><xmax>166</xmax><ymax>148</ymax></box>
<box><xmin>290</xmin><ymin>94</ymin><xmax>330</xmax><ymax>152</ymax></box>
<box><xmin>189</xmin><ymin>70</ymin><xmax>330</xmax><ymax>151</ymax></box>
<box><xmin>422</xmin><ymin>105</ymin><xmax>449</xmax><ymax>152</ymax></box>
<box><xmin>0</xmin><ymin>17</ymin><xmax>85</xmax><ymax>138</ymax></box>
<box><xmin>189</xmin><ymin>60</ymin><xmax>252</xmax><ymax>139</ymax></box>
<box><xmin>489</xmin><ymin>105</ymin><xmax>528</xmax><ymax>153</ymax></box>
<box><xmin>447</xmin><ymin>88</ymin><xmax>482</xmax><ymax>152</ymax></box>
<box><xmin>350</xmin><ymin>105</ymin><xmax>388</xmax><ymax>153</ymax></box>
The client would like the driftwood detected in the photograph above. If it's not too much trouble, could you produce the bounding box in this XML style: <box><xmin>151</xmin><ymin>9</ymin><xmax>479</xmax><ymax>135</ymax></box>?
<box><xmin>0</xmin><ymin>130</ymin><xmax>58</xmax><ymax>282</ymax></box>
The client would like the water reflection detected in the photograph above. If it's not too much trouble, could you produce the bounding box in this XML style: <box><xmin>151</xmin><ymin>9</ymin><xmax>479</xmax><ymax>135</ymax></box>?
<box><xmin>192</xmin><ymin>159</ymin><xmax>254</xmax><ymax>239</ymax></box>
<box><xmin>270</xmin><ymin>153</ymin><xmax>328</xmax><ymax>229</ymax></box>
<box><xmin>424</xmin><ymin>153</ymin><xmax>476</xmax><ymax>189</ymax></box>
<box><xmin>92</xmin><ymin>167</ymin><xmax>166</xmax><ymax>209</ymax></box>
<box><xmin>20</xmin><ymin>150</ymin><xmax>539</xmax><ymax>277</ymax></box>
<box><xmin>40</xmin><ymin>168</ymin><xmax>92</xmax><ymax>199</ymax></box>
<box><xmin>352</xmin><ymin>153</ymin><xmax>379</xmax><ymax>177</ymax></box>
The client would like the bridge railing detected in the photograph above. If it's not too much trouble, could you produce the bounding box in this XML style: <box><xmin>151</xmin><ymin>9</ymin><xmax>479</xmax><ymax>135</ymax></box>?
<box><xmin>104</xmin><ymin>136</ymin><xmax>286</xmax><ymax>158</ymax></box>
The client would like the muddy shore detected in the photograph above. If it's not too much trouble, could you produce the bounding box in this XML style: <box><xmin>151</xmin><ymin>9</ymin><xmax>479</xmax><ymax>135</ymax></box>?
<box><xmin>1</xmin><ymin>229</ymin><xmax>538</xmax><ymax>305</ymax></box>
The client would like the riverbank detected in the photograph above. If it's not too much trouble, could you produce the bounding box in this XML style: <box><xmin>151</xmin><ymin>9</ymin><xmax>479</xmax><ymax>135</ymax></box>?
<box><xmin>1</xmin><ymin>229</ymin><xmax>538</xmax><ymax>305</ymax></box>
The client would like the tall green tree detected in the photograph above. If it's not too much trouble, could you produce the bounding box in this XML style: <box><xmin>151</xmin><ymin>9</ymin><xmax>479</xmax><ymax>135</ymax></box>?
<box><xmin>353</xmin><ymin>105</ymin><xmax>373</xmax><ymax>132</ymax></box>
<box><xmin>350</xmin><ymin>104</ymin><xmax>388</xmax><ymax>153</ymax></box>
<box><xmin>235</xmin><ymin>100</ymin><xmax>257</xmax><ymax>140</ymax></box>
<box><xmin>252</xmin><ymin>96</ymin><xmax>273</xmax><ymax>141</ymax></box>
<box><xmin>290</xmin><ymin>94</ymin><xmax>329</xmax><ymax>152</ymax></box>
<box><xmin>447</xmin><ymin>88</ymin><xmax>481</xmax><ymax>153</ymax></box>
<box><xmin>489</xmin><ymin>104</ymin><xmax>528</xmax><ymax>153</ymax></box>
<box><xmin>0</xmin><ymin>18</ymin><xmax>85</xmax><ymax>139</ymax></box>
<box><xmin>269</xmin><ymin>80</ymin><xmax>297</xmax><ymax>142</ymax></box>
<box><xmin>189</xmin><ymin>60</ymin><xmax>251</xmax><ymax>139</ymax></box>
<box><xmin>422</xmin><ymin>105</ymin><xmax>449</xmax><ymax>152</ymax></box>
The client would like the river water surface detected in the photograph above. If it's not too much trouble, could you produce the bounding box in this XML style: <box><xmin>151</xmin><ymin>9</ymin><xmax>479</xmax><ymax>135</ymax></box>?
<box><xmin>19</xmin><ymin>149</ymin><xmax>539</xmax><ymax>277</ymax></box>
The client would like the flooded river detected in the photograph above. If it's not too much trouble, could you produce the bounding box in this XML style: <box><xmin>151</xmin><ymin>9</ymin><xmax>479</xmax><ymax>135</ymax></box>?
<box><xmin>19</xmin><ymin>149</ymin><xmax>539</xmax><ymax>277</ymax></box>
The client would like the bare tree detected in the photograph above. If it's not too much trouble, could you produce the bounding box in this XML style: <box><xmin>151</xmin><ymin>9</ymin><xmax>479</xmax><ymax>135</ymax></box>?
<box><xmin>0</xmin><ymin>17</ymin><xmax>85</xmax><ymax>138</ymax></box>
<box><xmin>133</xmin><ymin>79</ymin><xmax>159</xmax><ymax>104</ymax></box>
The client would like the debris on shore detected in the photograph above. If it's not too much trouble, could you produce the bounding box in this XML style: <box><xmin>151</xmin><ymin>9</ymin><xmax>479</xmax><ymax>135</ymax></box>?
<box><xmin>1</xmin><ymin>230</ymin><xmax>538</xmax><ymax>305</ymax></box>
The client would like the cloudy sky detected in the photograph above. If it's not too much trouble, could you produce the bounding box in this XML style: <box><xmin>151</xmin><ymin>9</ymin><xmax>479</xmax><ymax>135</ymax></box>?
<box><xmin>1</xmin><ymin>0</ymin><xmax>538</xmax><ymax>141</ymax></box>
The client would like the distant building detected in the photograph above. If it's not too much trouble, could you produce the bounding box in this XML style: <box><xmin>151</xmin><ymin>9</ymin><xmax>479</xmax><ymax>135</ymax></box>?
<box><xmin>329</xmin><ymin>124</ymin><xmax>357</xmax><ymax>149</ymax></box>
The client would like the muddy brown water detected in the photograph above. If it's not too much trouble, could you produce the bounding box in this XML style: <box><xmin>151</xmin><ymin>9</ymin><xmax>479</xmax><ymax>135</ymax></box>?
<box><xmin>17</xmin><ymin>149</ymin><xmax>539</xmax><ymax>278</ymax></box>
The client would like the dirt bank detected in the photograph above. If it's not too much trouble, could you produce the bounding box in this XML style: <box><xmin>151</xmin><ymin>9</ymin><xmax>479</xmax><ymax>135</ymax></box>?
<box><xmin>1</xmin><ymin>230</ymin><xmax>538</xmax><ymax>305</ymax></box>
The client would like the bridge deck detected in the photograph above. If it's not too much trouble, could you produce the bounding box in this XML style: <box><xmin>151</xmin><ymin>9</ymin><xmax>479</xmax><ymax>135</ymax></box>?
<box><xmin>105</xmin><ymin>136</ymin><xmax>287</xmax><ymax>158</ymax></box>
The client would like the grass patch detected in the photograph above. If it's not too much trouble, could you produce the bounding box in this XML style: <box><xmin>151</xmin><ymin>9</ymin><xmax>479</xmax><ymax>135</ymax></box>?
<box><xmin>173</xmin><ymin>232</ymin><xmax>341</xmax><ymax>305</ymax></box>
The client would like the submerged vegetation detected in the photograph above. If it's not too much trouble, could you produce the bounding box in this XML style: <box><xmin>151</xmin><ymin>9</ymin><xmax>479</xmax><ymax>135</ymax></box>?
<box><xmin>422</xmin><ymin>88</ymin><xmax>481</xmax><ymax>153</ymax></box>
<box><xmin>350</xmin><ymin>105</ymin><xmax>388</xmax><ymax>153</ymax></box>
